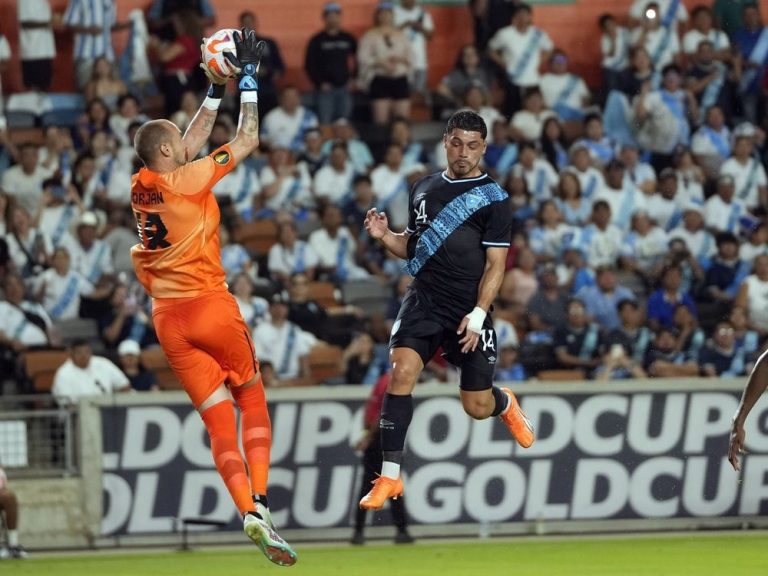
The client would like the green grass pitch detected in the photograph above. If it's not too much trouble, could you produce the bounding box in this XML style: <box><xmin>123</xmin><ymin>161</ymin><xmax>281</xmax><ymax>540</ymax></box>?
<box><xmin>6</xmin><ymin>534</ymin><xmax>765</xmax><ymax>576</ymax></box>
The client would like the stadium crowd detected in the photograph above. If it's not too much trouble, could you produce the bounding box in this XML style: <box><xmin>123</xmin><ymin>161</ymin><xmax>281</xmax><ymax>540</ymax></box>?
<box><xmin>0</xmin><ymin>0</ymin><xmax>767</xmax><ymax>398</ymax></box>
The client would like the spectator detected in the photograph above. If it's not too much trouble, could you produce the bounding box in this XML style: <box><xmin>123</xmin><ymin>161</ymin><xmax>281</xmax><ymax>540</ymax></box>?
<box><xmin>671</xmin><ymin>302</ymin><xmax>706</xmax><ymax>361</ymax></box>
<box><xmin>525</xmin><ymin>263</ymin><xmax>569</xmax><ymax>334</ymax></box>
<box><xmin>460</xmin><ymin>86</ymin><xmax>506</xmax><ymax>143</ymax></box>
<box><xmin>540</xmin><ymin>50</ymin><xmax>591</xmax><ymax>122</ymax></box>
<box><xmin>509</xmin><ymin>87</ymin><xmax>556</xmax><ymax>143</ymax></box>
<box><xmin>75</xmin><ymin>98</ymin><xmax>111</xmax><ymax>150</ymax></box>
<box><xmin>63</xmin><ymin>0</ymin><xmax>128</xmax><ymax>89</ymax></box>
<box><xmin>661</xmin><ymin>237</ymin><xmax>705</xmax><ymax>296</ymax></box>
<box><xmin>394</xmin><ymin>0</ymin><xmax>434</xmax><ymax>99</ymax></box>
<box><xmin>390</xmin><ymin>117</ymin><xmax>430</xmax><ymax>169</ymax></box>
<box><xmin>323</xmin><ymin>120</ymin><xmax>374</xmax><ymax>175</ymax></box>
<box><xmin>0</xmin><ymin>273</ymin><xmax>55</xmax><ymax>353</ymax></box>
<box><xmin>621</xmin><ymin>211</ymin><xmax>669</xmax><ymax>280</ymax></box>
<box><xmin>435</xmin><ymin>44</ymin><xmax>494</xmax><ymax>112</ymax></box>
<box><xmin>150</xmin><ymin>10</ymin><xmax>206</xmax><ymax>116</ymax></box>
<box><xmin>616</xmin><ymin>46</ymin><xmax>655</xmax><ymax>101</ymax></box>
<box><xmin>230</xmin><ymin>272</ymin><xmax>269</xmax><ymax>330</ymax></box>
<box><xmin>38</xmin><ymin>126</ymin><xmax>75</xmax><ymax>180</ymax></box>
<box><xmin>740</xmin><ymin>222</ymin><xmax>768</xmax><ymax>263</ymax></box>
<box><xmin>262</xmin><ymin>87</ymin><xmax>319</xmax><ymax>154</ymax></box>
<box><xmin>684</xmin><ymin>6</ymin><xmax>731</xmax><ymax>57</ymax></box>
<box><xmin>343</xmin><ymin>175</ymin><xmax>376</xmax><ymax>234</ymax></box>
<box><xmin>287</xmin><ymin>272</ymin><xmax>332</xmax><ymax>339</ymax></box>
<box><xmin>628</xmin><ymin>0</ymin><xmax>688</xmax><ymax>29</ymax></box>
<box><xmin>257</xmin><ymin>146</ymin><xmax>312</xmax><ymax>216</ymax></box>
<box><xmin>268</xmin><ymin>222</ymin><xmax>319</xmax><ymax>286</ymax></box>
<box><xmin>308</xmin><ymin>204</ymin><xmax>369</xmax><ymax>282</ymax></box>
<box><xmin>595</xmin><ymin>159</ymin><xmax>647</xmax><ymax>232</ymax></box>
<box><xmin>314</xmin><ymin>142</ymin><xmax>356</xmax><ymax>206</ymax></box>
<box><xmin>574</xmin><ymin>115</ymin><xmax>615</xmax><ymax>168</ymax></box>
<box><xmin>630</xmin><ymin>2</ymin><xmax>682</xmax><ymax>70</ymax></box>
<box><xmin>646</xmin><ymin>168</ymin><xmax>682</xmax><ymax>232</ymax></box>
<box><xmin>169</xmin><ymin>90</ymin><xmax>200</xmax><ymax>134</ymax></box>
<box><xmin>704</xmin><ymin>174</ymin><xmax>748</xmax><ymax>235</ymax></box>
<box><xmin>691</xmin><ymin>105</ymin><xmax>731</xmax><ymax>178</ymax></box>
<box><xmin>528</xmin><ymin>200</ymin><xmax>571</xmax><ymax>262</ymax></box>
<box><xmin>0</xmin><ymin>34</ymin><xmax>9</xmax><ymax>118</ymax></box>
<box><xmin>620</xmin><ymin>143</ymin><xmax>657</xmax><ymax>195</ymax></box>
<box><xmin>701</xmin><ymin>231</ymin><xmax>751</xmax><ymax>306</ymax></box>
<box><xmin>340</xmin><ymin>332</ymin><xmax>386</xmax><ymax>385</ymax></box>
<box><xmin>0</xmin><ymin>468</ymin><xmax>28</xmax><ymax>559</ymax></box>
<box><xmin>720</xmin><ymin>134</ymin><xmax>768</xmax><ymax>213</ymax></box>
<box><xmin>566</xmin><ymin>142</ymin><xmax>606</xmax><ymax>203</ymax></box>
<box><xmin>1</xmin><ymin>143</ymin><xmax>52</xmax><ymax>216</ymax></box>
<box><xmin>672</xmin><ymin>149</ymin><xmax>705</xmax><ymax>208</ymax></box>
<box><xmin>109</xmin><ymin>94</ymin><xmax>149</xmax><ymax>149</ymax></box>
<box><xmin>117</xmin><ymin>339</ymin><xmax>157</xmax><ymax>392</ymax></box>
<box><xmin>36</xmin><ymin>247</ymin><xmax>108</xmax><ymax>321</ymax></box>
<box><xmin>647</xmin><ymin>263</ymin><xmax>697</xmax><ymax>330</ymax></box>
<box><xmin>540</xmin><ymin>117</ymin><xmax>568</xmax><ymax>172</ymax></box>
<box><xmin>99</xmin><ymin>283</ymin><xmax>155</xmax><ymax>350</ymax></box>
<box><xmin>668</xmin><ymin>203</ymin><xmax>716</xmax><ymax>265</ymax></box>
<box><xmin>304</xmin><ymin>2</ymin><xmax>358</xmax><ymax>125</ymax></box>
<box><xmin>5</xmin><ymin>206</ymin><xmax>52</xmax><ymax>280</ymax></box>
<box><xmin>579</xmin><ymin>200</ymin><xmax>623</xmax><ymax>269</ymax></box>
<box><xmin>483</xmin><ymin>119</ymin><xmax>519</xmax><ymax>182</ymax></box>
<box><xmin>554</xmin><ymin>171</ymin><xmax>591</xmax><ymax>226</ymax></box>
<box><xmin>734</xmin><ymin>254</ymin><xmax>768</xmax><ymax>336</ymax></box>
<box><xmin>732</xmin><ymin>3</ymin><xmax>768</xmax><ymax>122</ymax></box>
<box><xmin>634</xmin><ymin>65</ymin><xmax>697</xmax><ymax>171</ymax></box>
<box><xmin>469</xmin><ymin>0</ymin><xmax>520</xmax><ymax>51</ymax></box>
<box><xmin>239</xmin><ymin>10</ymin><xmax>285</xmax><ymax>117</ymax></box>
<box><xmin>700</xmin><ymin>321</ymin><xmax>748</xmax><ymax>376</ymax></box>
<box><xmin>83</xmin><ymin>56</ymin><xmax>128</xmax><ymax>110</ymax></box>
<box><xmin>488</xmin><ymin>3</ymin><xmax>554</xmax><ymax>116</ymax></box>
<box><xmin>510</xmin><ymin>142</ymin><xmax>558</xmax><ymax>207</ymax></box>
<box><xmin>219</xmin><ymin>225</ymin><xmax>254</xmax><ymax>281</ymax></box>
<box><xmin>18</xmin><ymin>0</ymin><xmax>56</xmax><ymax>92</ymax></box>
<box><xmin>644</xmin><ymin>326</ymin><xmax>700</xmax><ymax>377</ymax></box>
<box><xmin>494</xmin><ymin>340</ymin><xmax>526</xmax><ymax>382</ymax></box>
<box><xmin>506</xmin><ymin>173</ymin><xmax>536</xmax><ymax>231</ymax></box>
<box><xmin>147</xmin><ymin>0</ymin><xmax>215</xmax><ymax>41</ymax></box>
<box><xmin>730</xmin><ymin>305</ymin><xmax>761</xmax><ymax>372</ymax></box>
<box><xmin>61</xmin><ymin>211</ymin><xmax>113</xmax><ymax>285</ymax></box>
<box><xmin>252</xmin><ymin>294</ymin><xmax>318</xmax><ymax>382</ymax></box>
<box><xmin>686</xmin><ymin>41</ymin><xmax>741</xmax><ymax>126</ymax></box>
<box><xmin>52</xmin><ymin>339</ymin><xmax>130</xmax><ymax>404</ymax></box>
<box><xmin>600</xmin><ymin>299</ymin><xmax>651</xmax><ymax>379</ymax></box>
<box><xmin>298</xmin><ymin>129</ymin><xmax>327</xmax><ymax>179</ymax></box>
<box><xmin>600</xmin><ymin>13</ymin><xmax>631</xmax><ymax>94</ymax></box>
<box><xmin>553</xmin><ymin>298</ymin><xmax>602</xmax><ymax>375</ymax></box>
<box><xmin>576</xmin><ymin>265</ymin><xmax>635</xmax><ymax>331</ymax></box>
<box><xmin>370</xmin><ymin>143</ymin><xmax>414</xmax><ymax>231</ymax></box>
<box><xmin>498</xmin><ymin>246</ymin><xmax>538</xmax><ymax>316</ymax></box>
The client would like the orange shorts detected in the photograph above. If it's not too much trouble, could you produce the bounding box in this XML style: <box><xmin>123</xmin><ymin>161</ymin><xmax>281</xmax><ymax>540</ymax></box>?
<box><xmin>152</xmin><ymin>289</ymin><xmax>259</xmax><ymax>407</ymax></box>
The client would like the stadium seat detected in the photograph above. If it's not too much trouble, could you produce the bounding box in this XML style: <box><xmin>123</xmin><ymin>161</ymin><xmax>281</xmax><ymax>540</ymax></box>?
<box><xmin>306</xmin><ymin>281</ymin><xmax>340</xmax><ymax>309</ymax></box>
<box><xmin>8</xmin><ymin>127</ymin><xmax>44</xmax><ymax>145</ymax></box>
<box><xmin>411</xmin><ymin>121</ymin><xmax>445</xmax><ymax>143</ymax></box>
<box><xmin>233</xmin><ymin>220</ymin><xmax>279</xmax><ymax>256</ymax></box>
<box><xmin>536</xmin><ymin>369</ymin><xmax>585</xmax><ymax>381</ymax></box>
<box><xmin>54</xmin><ymin>318</ymin><xmax>100</xmax><ymax>345</ymax></box>
<box><xmin>139</xmin><ymin>347</ymin><xmax>181</xmax><ymax>390</ymax></box>
<box><xmin>341</xmin><ymin>279</ymin><xmax>392</xmax><ymax>317</ymax></box>
<box><xmin>48</xmin><ymin>92</ymin><xmax>85</xmax><ymax>111</ymax></box>
<box><xmin>23</xmin><ymin>350</ymin><xmax>69</xmax><ymax>393</ymax></box>
<box><xmin>4</xmin><ymin>111</ymin><xmax>37</xmax><ymax>129</ymax></box>
<box><xmin>41</xmin><ymin>109</ymin><xmax>84</xmax><ymax>128</ymax></box>
<box><xmin>307</xmin><ymin>344</ymin><xmax>344</xmax><ymax>385</ymax></box>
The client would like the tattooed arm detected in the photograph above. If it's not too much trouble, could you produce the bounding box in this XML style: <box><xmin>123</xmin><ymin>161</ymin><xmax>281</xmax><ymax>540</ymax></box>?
<box><xmin>227</xmin><ymin>102</ymin><xmax>260</xmax><ymax>165</ymax></box>
<box><xmin>182</xmin><ymin>106</ymin><xmax>218</xmax><ymax>160</ymax></box>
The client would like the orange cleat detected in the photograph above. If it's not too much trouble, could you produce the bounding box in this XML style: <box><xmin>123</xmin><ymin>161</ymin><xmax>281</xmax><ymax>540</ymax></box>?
<box><xmin>359</xmin><ymin>476</ymin><xmax>404</xmax><ymax>511</ymax></box>
<box><xmin>499</xmin><ymin>388</ymin><xmax>535</xmax><ymax>448</ymax></box>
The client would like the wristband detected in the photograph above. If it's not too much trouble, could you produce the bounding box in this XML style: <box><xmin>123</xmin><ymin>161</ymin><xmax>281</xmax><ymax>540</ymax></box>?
<box><xmin>207</xmin><ymin>83</ymin><xmax>226</xmax><ymax>99</ymax></box>
<box><xmin>241</xmin><ymin>91</ymin><xmax>258</xmax><ymax>103</ymax></box>
<box><xmin>466</xmin><ymin>306</ymin><xmax>486</xmax><ymax>334</ymax></box>
<box><xmin>201</xmin><ymin>96</ymin><xmax>221</xmax><ymax>111</ymax></box>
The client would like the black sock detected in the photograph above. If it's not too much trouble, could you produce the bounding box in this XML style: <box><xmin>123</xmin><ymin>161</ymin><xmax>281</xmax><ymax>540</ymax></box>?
<box><xmin>490</xmin><ymin>387</ymin><xmax>508</xmax><ymax>417</ymax></box>
<box><xmin>252</xmin><ymin>494</ymin><xmax>269</xmax><ymax>508</ymax></box>
<box><xmin>381</xmin><ymin>393</ymin><xmax>413</xmax><ymax>463</ymax></box>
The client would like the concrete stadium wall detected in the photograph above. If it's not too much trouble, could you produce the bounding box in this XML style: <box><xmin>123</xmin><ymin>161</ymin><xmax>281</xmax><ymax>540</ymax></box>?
<box><xmin>2</xmin><ymin>0</ymin><xmax>765</xmax><ymax>96</ymax></box>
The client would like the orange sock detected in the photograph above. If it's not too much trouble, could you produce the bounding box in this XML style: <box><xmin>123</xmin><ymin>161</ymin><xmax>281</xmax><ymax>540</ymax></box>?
<box><xmin>200</xmin><ymin>400</ymin><xmax>253</xmax><ymax>515</ymax></box>
<box><xmin>233</xmin><ymin>381</ymin><xmax>271</xmax><ymax>496</ymax></box>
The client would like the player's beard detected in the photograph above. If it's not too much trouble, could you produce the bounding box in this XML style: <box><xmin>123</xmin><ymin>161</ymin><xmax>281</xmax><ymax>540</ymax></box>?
<box><xmin>450</xmin><ymin>158</ymin><xmax>480</xmax><ymax>178</ymax></box>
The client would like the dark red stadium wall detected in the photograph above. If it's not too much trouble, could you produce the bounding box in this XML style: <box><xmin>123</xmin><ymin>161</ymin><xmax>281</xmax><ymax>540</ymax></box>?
<box><xmin>0</xmin><ymin>0</ymin><xmax>767</xmax><ymax>95</ymax></box>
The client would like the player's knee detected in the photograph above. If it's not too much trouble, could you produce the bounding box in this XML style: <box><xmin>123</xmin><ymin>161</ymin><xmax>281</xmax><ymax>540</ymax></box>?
<box><xmin>389</xmin><ymin>362</ymin><xmax>419</xmax><ymax>394</ymax></box>
<box><xmin>462</xmin><ymin>398</ymin><xmax>492</xmax><ymax>420</ymax></box>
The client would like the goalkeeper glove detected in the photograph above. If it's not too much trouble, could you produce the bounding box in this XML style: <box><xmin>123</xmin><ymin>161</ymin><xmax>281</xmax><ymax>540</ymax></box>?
<box><xmin>225</xmin><ymin>28</ymin><xmax>266</xmax><ymax>92</ymax></box>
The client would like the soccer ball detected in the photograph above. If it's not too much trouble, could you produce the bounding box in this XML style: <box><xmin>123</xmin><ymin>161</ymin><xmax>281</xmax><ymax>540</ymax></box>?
<box><xmin>202</xmin><ymin>28</ymin><xmax>238</xmax><ymax>79</ymax></box>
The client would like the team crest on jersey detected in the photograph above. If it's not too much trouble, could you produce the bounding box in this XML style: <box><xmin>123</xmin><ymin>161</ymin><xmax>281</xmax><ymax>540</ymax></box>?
<box><xmin>214</xmin><ymin>151</ymin><xmax>231</xmax><ymax>165</ymax></box>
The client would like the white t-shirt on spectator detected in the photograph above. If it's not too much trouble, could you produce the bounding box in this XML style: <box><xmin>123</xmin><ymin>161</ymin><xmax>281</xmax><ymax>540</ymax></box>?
<box><xmin>510</xmin><ymin>109</ymin><xmax>556</xmax><ymax>142</ymax></box>
<box><xmin>720</xmin><ymin>156</ymin><xmax>767</xmax><ymax>210</ymax></box>
<box><xmin>370</xmin><ymin>163</ymin><xmax>412</xmax><ymax>231</ymax></box>
<box><xmin>691</xmin><ymin>125</ymin><xmax>732</xmax><ymax>159</ymax></box>
<box><xmin>38</xmin><ymin>205</ymin><xmax>79</xmax><ymax>248</ymax></box>
<box><xmin>511</xmin><ymin>159</ymin><xmax>558</xmax><ymax>205</ymax></box>
<box><xmin>668</xmin><ymin>227</ymin><xmax>716</xmax><ymax>260</ymax></box>
<box><xmin>704</xmin><ymin>194</ymin><xmax>748</xmax><ymax>233</ymax></box>
<box><xmin>18</xmin><ymin>0</ymin><xmax>56</xmax><ymax>60</ymax></box>
<box><xmin>629</xmin><ymin>0</ymin><xmax>688</xmax><ymax>25</ymax></box>
<box><xmin>601</xmin><ymin>27</ymin><xmax>631</xmax><ymax>71</ymax></box>
<box><xmin>675</xmin><ymin>173</ymin><xmax>705</xmax><ymax>207</ymax></box>
<box><xmin>60</xmin><ymin>237</ymin><xmax>114</xmax><ymax>284</ymax></box>
<box><xmin>5</xmin><ymin>228</ymin><xmax>53</xmax><ymax>274</ymax></box>
<box><xmin>268</xmin><ymin>241</ymin><xmax>319</xmax><ymax>279</ymax></box>
<box><xmin>1</xmin><ymin>164</ymin><xmax>53</xmax><ymax>215</ymax></box>
<box><xmin>740</xmin><ymin>242</ymin><xmax>768</xmax><ymax>263</ymax></box>
<box><xmin>37</xmin><ymin>268</ymin><xmax>94</xmax><ymax>321</ymax></box>
<box><xmin>631</xmin><ymin>26</ymin><xmax>680</xmax><ymax>69</ymax></box>
<box><xmin>393</xmin><ymin>4</ymin><xmax>434</xmax><ymax>71</ymax></box>
<box><xmin>539</xmin><ymin>73</ymin><xmax>590</xmax><ymax>111</ymax></box>
<box><xmin>52</xmin><ymin>356</ymin><xmax>129</xmax><ymax>403</ymax></box>
<box><xmin>645</xmin><ymin>194</ymin><xmax>680</xmax><ymax>230</ymax></box>
<box><xmin>262</xmin><ymin>106</ymin><xmax>319</xmax><ymax>152</ymax></box>
<box><xmin>488</xmin><ymin>25</ymin><xmax>554</xmax><ymax>87</ymax></box>
<box><xmin>621</xmin><ymin>226</ymin><xmax>669</xmax><ymax>270</ymax></box>
<box><xmin>581</xmin><ymin>223</ymin><xmax>624</xmax><ymax>268</ymax></box>
<box><xmin>623</xmin><ymin>161</ymin><xmax>657</xmax><ymax>190</ymax></box>
<box><xmin>570</xmin><ymin>166</ymin><xmax>607</xmax><ymax>203</ymax></box>
<box><xmin>259</xmin><ymin>164</ymin><xmax>312</xmax><ymax>211</ymax></box>
<box><xmin>308</xmin><ymin>226</ymin><xmax>369</xmax><ymax>279</ymax></box>
<box><xmin>682</xmin><ymin>28</ymin><xmax>730</xmax><ymax>54</ymax></box>
<box><xmin>313</xmin><ymin>163</ymin><xmax>356</xmax><ymax>205</ymax></box>
<box><xmin>0</xmin><ymin>35</ymin><xmax>9</xmax><ymax>112</ymax></box>
<box><xmin>0</xmin><ymin>301</ymin><xmax>49</xmax><ymax>346</ymax></box>
<box><xmin>252</xmin><ymin>321</ymin><xmax>317</xmax><ymax>379</ymax></box>
<box><xmin>593</xmin><ymin>185</ymin><xmax>648</xmax><ymax>232</ymax></box>
<box><xmin>212</xmin><ymin>161</ymin><xmax>262</xmax><ymax>216</ymax></box>
<box><xmin>743</xmin><ymin>274</ymin><xmax>768</xmax><ymax>332</ymax></box>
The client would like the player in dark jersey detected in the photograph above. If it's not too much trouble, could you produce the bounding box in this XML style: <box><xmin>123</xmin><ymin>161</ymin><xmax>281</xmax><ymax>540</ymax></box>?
<box><xmin>359</xmin><ymin>110</ymin><xmax>535</xmax><ymax>511</ymax></box>
<box><xmin>729</xmin><ymin>347</ymin><xmax>768</xmax><ymax>472</ymax></box>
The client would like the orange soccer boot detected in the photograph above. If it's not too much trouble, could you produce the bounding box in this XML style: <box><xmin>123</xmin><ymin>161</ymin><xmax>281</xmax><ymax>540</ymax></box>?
<box><xmin>359</xmin><ymin>475</ymin><xmax>404</xmax><ymax>510</ymax></box>
<box><xmin>499</xmin><ymin>388</ymin><xmax>535</xmax><ymax>448</ymax></box>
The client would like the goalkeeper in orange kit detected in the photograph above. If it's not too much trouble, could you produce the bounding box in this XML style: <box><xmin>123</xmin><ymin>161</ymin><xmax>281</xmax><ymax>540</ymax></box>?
<box><xmin>130</xmin><ymin>29</ymin><xmax>296</xmax><ymax>566</ymax></box>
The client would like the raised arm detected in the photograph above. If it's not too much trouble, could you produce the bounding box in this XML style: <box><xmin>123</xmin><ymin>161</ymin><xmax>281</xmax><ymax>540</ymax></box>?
<box><xmin>364</xmin><ymin>208</ymin><xmax>409</xmax><ymax>259</ymax></box>
<box><xmin>729</xmin><ymin>348</ymin><xmax>768</xmax><ymax>471</ymax></box>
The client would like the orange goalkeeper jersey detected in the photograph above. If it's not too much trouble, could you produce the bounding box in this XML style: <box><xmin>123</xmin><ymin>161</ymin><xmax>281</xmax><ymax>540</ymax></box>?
<box><xmin>130</xmin><ymin>146</ymin><xmax>236</xmax><ymax>299</ymax></box>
